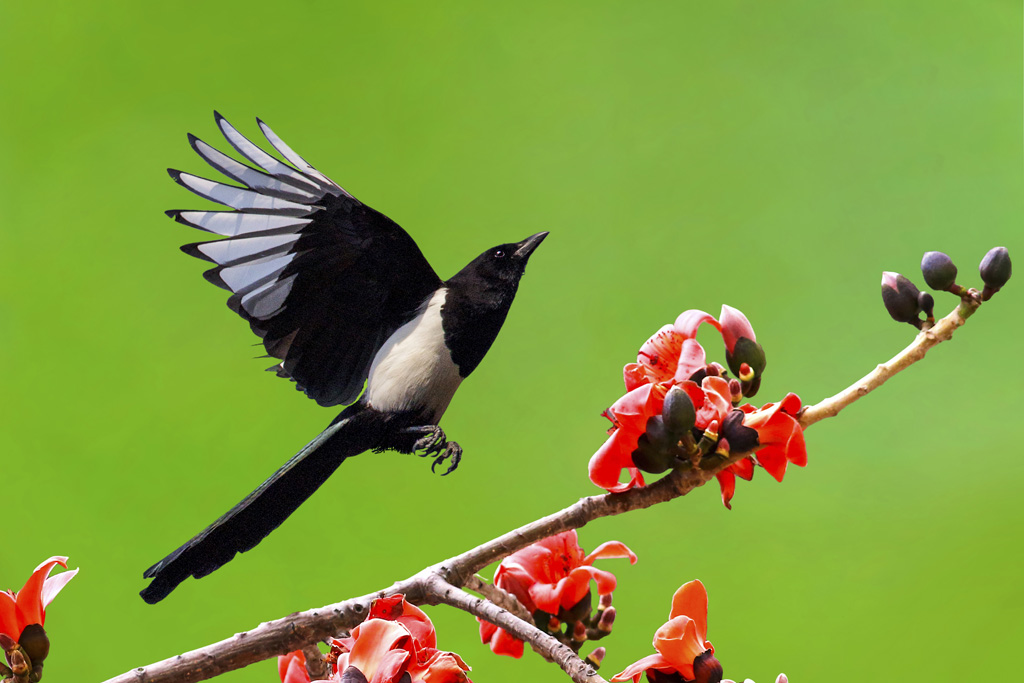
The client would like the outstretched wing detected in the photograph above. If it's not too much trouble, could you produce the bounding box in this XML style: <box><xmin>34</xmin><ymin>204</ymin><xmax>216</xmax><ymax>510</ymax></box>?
<box><xmin>168</xmin><ymin>113</ymin><xmax>442</xmax><ymax>406</ymax></box>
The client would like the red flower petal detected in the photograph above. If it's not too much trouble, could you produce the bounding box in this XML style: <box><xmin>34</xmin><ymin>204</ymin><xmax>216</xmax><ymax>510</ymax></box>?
<box><xmin>653</xmin><ymin>615</ymin><xmax>703</xmax><ymax>678</ymax></box>
<box><xmin>278</xmin><ymin>651</ymin><xmax>309</xmax><ymax>683</ymax></box>
<box><xmin>623</xmin><ymin>363</ymin><xmax>650</xmax><ymax>392</ymax></box>
<box><xmin>582</xmin><ymin>541</ymin><xmax>637</xmax><ymax>566</ymax></box>
<box><xmin>588</xmin><ymin>428</ymin><xmax>646</xmax><ymax>493</ymax></box>
<box><xmin>715</xmin><ymin>470</ymin><xmax>736</xmax><ymax>510</ymax></box>
<box><xmin>668</xmin><ymin>580</ymin><xmax>709</xmax><ymax>642</ymax></box>
<box><xmin>15</xmin><ymin>557</ymin><xmax>69</xmax><ymax>630</ymax></box>
<box><xmin>673</xmin><ymin>309</ymin><xmax>721</xmax><ymax>339</ymax></box>
<box><xmin>719</xmin><ymin>305</ymin><xmax>756</xmax><ymax>353</ymax></box>
<box><xmin>732</xmin><ymin>457</ymin><xmax>755</xmax><ymax>481</ymax></box>
<box><xmin>673</xmin><ymin>338</ymin><xmax>708</xmax><ymax>383</ymax></box>
<box><xmin>347</xmin><ymin>619</ymin><xmax>413</xmax><ymax>682</ymax></box>
<box><xmin>757</xmin><ymin>445</ymin><xmax>789</xmax><ymax>482</ymax></box>
<box><xmin>0</xmin><ymin>593</ymin><xmax>17</xmax><ymax>640</ymax></box>
<box><xmin>610</xmin><ymin>652</ymin><xmax>674</xmax><ymax>682</ymax></box>
<box><xmin>637</xmin><ymin>325</ymin><xmax>685</xmax><ymax>384</ymax></box>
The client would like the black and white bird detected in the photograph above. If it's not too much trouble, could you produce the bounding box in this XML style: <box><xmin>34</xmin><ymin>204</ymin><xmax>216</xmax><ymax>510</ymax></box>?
<box><xmin>140</xmin><ymin>113</ymin><xmax>547</xmax><ymax>604</ymax></box>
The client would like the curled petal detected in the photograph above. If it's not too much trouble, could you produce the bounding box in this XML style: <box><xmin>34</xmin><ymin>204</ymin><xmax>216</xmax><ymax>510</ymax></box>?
<box><xmin>589</xmin><ymin>428</ymin><xmax>646</xmax><ymax>493</ymax></box>
<box><xmin>278</xmin><ymin>651</ymin><xmax>310</xmax><ymax>683</ymax></box>
<box><xmin>715</xmin><ymin>469</ymin><xmax>736</xmax><ymax>510</ymax></box>
<box><xmin>719</xmin><ymin>305</ymin><xmax>756</xmax><ymax>352</ymax></box>
<box><xmin>368</xmin><ymin>595</ymin><xmax>436</xmax><ymax>650</ymax></box>
<box><xmin>623</xmin><ymin>363</ymin><xmax>650</xmax><ymax>392</ymax></box>
<box><xmin>653</xmin><ymin>616</ymin><xmax>703</xmax><ymax>678</ymax></box>
<box><xmin>41</xmin><ymin>567</ymin><xmax>78</xmax><ymax>611</ymax></box>
<box><xmin>668</xmin><ymin>581</ymin><xmax>709</xmax><ymax>641</ymax></box>
<box><xmin>16</xmin><ymin>557</ymin><xmax>70</xmax><ymax>629</ymax></box>
<box><xmin>610</xmin><ymin>653</ymin><xmax>674</xmax><ymax>682</ymax></box>
<box><xmin>479</xmin><ymin>619</ymin><xmax>524</xmax><ymax>658</ymax></box>
<box><xmin>673</xmin><ymin>338</ymin><xmax>708</xmax><ymax>383</ymax></box>
<box><xmin>412</xmin><ymin>649</ymin><xmax>472</xmax><ymax>682</ymax></box>
<box><xmin>583</xmin><ymin>541</ymin><xmax>638</xmax><ymax>566</ymax></box>
<box><xmin>346</xmin><ymin>620</ymin><xmax>413</xmax><ymax>682</ymax></box>
<box><xmin>732</xmin><ymin>457</ymin><xmax>755</xmax><ymax>481</ymax></box>
<box><xmin>697</xmin><ymin>377</ymin><xmax>732</xmax><ymax>429</ymax></box>
<box><xmin>673</xmin><ymin>309</ymin><xmax>721</xmax><ymax>339</ymax></box>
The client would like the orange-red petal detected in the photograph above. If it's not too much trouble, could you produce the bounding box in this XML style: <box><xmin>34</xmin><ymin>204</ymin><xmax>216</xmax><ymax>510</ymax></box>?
<box><xmin>582</xmin><ymin>541</ymin><xmax>637</xmax><ymax>566</ymax></box>
<box><xmin>278</xmin><ymin>651</ymin><xmax>309</xmax><ymax>683</ymax></box>
<box><xmin>610</xmin><ymin>653</ymin><xmax>674</xmax><ymax>682</ymax></box>
<box><xmin>668</xmin><ymin>580</ymin><xmax>709</xmax><ymax>642</ymax></box>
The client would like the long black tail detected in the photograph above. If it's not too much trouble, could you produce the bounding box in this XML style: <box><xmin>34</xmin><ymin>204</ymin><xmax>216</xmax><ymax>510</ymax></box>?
<box><xmin>140</xmin><ymin>405</ymin><xmax>376</xmax><ymax>603</ymax></box>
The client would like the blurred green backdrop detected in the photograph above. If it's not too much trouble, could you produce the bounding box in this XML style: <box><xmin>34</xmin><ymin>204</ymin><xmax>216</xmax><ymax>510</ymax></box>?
<box><xmin>1</xmin><ymin>1</ymin><xmax>1020</xmax><ymax>681</ymax></box>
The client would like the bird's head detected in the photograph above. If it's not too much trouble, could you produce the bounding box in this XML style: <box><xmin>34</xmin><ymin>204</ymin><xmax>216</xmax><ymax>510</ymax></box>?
<box><xmin>449</xmin><ymin>231</ymin><xmax>549</xmax><ymax>294</ymax></box>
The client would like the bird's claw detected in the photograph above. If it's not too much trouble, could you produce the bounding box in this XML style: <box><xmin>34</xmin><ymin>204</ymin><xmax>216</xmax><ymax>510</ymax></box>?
<box><xmin>430</xmin><ymin>442</ymin><xmax>462</xmax><ymax>476</ymax></box>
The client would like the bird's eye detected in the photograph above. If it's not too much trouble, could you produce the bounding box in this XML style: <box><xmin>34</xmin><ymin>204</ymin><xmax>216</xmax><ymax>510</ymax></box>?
<box><xmin>493</xmin><ymin>250</ymin><xmax>506</xmax><ymax>259</ymax></box>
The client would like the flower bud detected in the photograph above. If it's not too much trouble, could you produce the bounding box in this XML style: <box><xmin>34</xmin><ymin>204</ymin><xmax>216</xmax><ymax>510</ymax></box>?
<box><xmin>599</xmin><ymin>592</ymin><xmax>613</xmax><ymax>609</ymax></box>
<box><xmin>585</xmin><ymin>646</ymin><xmax>606</xmax><ymax>669</ymax></box>
<box><xmin>728</xmin><ymin>379</ymin><xmax>742</xmax><ymax>403</ymax></box>
<box><xmin>918</xmin><ymin>291</ymin><xmax>934</xmax><ymax>320</ymax></box>
<box><xmin>721</xmin><ymin>410</ymin><xmax>759</xmax><ymax>453</ymax></box>
<box><xmin>339</xmin><ymin>666</ymin><xmax>370</xmax><ymax>683</ymax></box>
<box><xmin>979</xmin><ymin>246</ymin><xmax>1011</xmax><ymax>300</ymax></box>
<box><xmin>881</xmin><ymin>271</ymin><xmax>924</xmax><ymax>326</ymax></box>
<box><xmin>9</xmin><ymin>649</ymin><xmax>29</xmax><ymax>677</ymax></box>
<box><xmin>572</xmin><ymin>620</ymin><xmax>588</xmax><ymax>642</ymax></box>
<box><xmin>597</xmin><ymin>606</ymin><xmax>616</xmax><ymax>633</ymax></box>
<box><xmin>693</xmin><ymin>650</ymin><xmax>724</xmax><ymax>683</ymax></box>
<box><xmin>559</xmin><ymin>590</ymin><xmax>592</xmax><ymax>624</ymax></box>
<box><xmin>0</xmin><ymin>633</ymin><xmax>15</xmax><ymax>652</ymax></box>
<box><xmin>18</xmin><ymin>624</ymin><xmax>49</xmax><ymax>665</ymax></box>
<box><xmin>726</xmin><ymin>337</ymin><xmax>766</xmax><ymax>387</ymax></box>
<box><xmin>662</xmin><ymin>386</ymin><xmax>697</xmax><ymax>438</ymax></box>
<box><xmin>776</xmin><ymin>675</ymin><xmax>789</xmax><ymax>683</ymax></box>
<box><xmin>632</xmin><ymin>435</ymin><xmax>673</xmax><ymax>474</ymax></box>
<box><xmin>921</xmin><ymin>251</ymin><xmax>958</xmax><ymax>291</ymax></box>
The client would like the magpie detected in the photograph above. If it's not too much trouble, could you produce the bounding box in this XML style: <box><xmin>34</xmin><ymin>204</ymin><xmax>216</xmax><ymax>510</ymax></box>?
<box><xmin>140</xmin><ymin>113</ymin><xmax>547</xmax><ymax>604</ymax></box>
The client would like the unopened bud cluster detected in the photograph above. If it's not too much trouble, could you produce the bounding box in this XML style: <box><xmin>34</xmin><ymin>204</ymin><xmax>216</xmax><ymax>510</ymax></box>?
<box><xmin>0</xmin><ymin>626</ymin><xmax>48</xmax><ymax>683</ymax></box>
<box><xmin>881</xmin><ymin>247</ymin><xmax>1011</xmax><ymax>327</ymax></box>
<box><xmin>534</xmin><ymin>590</ymin><xmax>617</xmax><ymax>665</ymax></box>
<box><xmin>631</xmin><ymin>380</ymin><xmax>759</xmax><ymax>476</ymax></box>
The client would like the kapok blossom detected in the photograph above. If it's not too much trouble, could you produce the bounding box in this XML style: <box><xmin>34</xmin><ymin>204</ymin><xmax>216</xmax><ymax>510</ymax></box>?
<box><xmin>479</xmin><ymin>530</ymin><xmax>636</xmax><ymax>658</ymax></box>
<box><xmin>589</xmin><ymin>306</ymin><xmax>806</xmax><ymax>508</ymax></box>
<box><xmin>612</xmin><ymin>580</ymin><xmax>721</xmax><ymax>683</ymax></box>
<box><xmin>0</xmin><ymin>556</ymin><xmax>78</xmax><ymax>643</ymax></box>
<box><xmin>278</xmin><ymin>595</ymin><xmax>471</xmax><ymax>683</ymax></box>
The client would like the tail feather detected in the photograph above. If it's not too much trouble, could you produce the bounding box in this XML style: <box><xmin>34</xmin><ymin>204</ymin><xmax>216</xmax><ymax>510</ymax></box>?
<box><xmin>140</xmin><ymin>407</ymin><xmax>374</xmax><ymax>603</ymax></box>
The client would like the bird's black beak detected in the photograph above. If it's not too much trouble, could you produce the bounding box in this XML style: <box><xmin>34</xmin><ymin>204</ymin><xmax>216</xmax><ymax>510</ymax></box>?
<box><xmin>513</xmin><ymin>231</ymin><xmax>549</xmax><ymax>260</ymax></box>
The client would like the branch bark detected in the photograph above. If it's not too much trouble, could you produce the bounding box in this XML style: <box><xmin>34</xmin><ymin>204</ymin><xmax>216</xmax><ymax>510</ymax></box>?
<box><xmin>104</xmin><ymin>295</ymin><xmax>983</xmax><ymax>683</ymax></box>
<box><xmin>424</xmin><ymin>576</ymin><xmax>608</xmax><ymax>683</ymax></box>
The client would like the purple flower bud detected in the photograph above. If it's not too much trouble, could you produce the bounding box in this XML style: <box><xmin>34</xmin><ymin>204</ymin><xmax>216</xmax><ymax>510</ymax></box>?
<box><xmin>979</xmin><ymin>246</ymin><xmax>1011</xmax><ymax>300</ymax></box>
<box><xmin>881</xmin><ymin>272</ymin><xmax>924</xmax><ymax>325</ymax></box>
<box><xmin>921</xmin><ymin>251</ymin><xmax>958</xmax><ymax>291</ymax></box>
<box><xmin>662</xmin><ymin>386</ymin><xmax>697</xmax><ymax>438</ymax></box>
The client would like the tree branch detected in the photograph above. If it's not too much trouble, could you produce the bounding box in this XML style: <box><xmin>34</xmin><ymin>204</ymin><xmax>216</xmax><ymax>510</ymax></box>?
<box><xmin>424</xmin><ymin>576</ymin><xmax>608</xmax><ymax>683</ymax></box>
<box><xmin>798</xmin><ymin>292</ymin><xmax>981</xmax><ymax>429</ymax></box>
<box><xmin>104</xmin><ymin>296</ymin><xmax>984</xmax><ymax>683</ymax></box>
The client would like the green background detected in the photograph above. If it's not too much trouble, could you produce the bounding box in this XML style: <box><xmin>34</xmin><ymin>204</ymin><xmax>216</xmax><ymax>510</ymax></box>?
<box><xmin>1</xmin><ymin>1</ymin><xmax>1020</xmax><ymax>681</ymax></box>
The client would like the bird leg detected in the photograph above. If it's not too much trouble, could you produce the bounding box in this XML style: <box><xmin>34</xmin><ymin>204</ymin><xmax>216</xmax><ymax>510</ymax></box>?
<box><xmin>396</xmin><ymin>426</ymin><xmax>463</xmax><ymax>475</ymax></box>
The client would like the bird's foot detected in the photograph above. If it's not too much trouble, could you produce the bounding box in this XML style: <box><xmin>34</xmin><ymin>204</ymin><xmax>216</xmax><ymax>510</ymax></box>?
<box><xmin>397</xmin><ymin>426</ymin><xmax>462</xmax><ymax>475</ymax></box>
<box><xmin>430</xmin><ymin>441</ymin><xmax>462</xmax><ymax>476</ymax></box>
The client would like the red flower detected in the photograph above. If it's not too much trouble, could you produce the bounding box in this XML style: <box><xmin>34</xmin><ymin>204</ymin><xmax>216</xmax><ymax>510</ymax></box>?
<box><xmin>0</xmin><ymin>556</ymin><xmax>78</xmax><ymax>643</ymax></box>
<box><xmin>713</xmin><ymin>456</ymin><xmax>755</xmax><ymax>510</ymax></box>
<box><xmin>278</xmin><ymin>595</ymin><xmax>471</xmax><ymax>683</ymax></box>
<box><xmin>591</xmin><ymin>305</ymin><xmax>807</xmax><ymax>509</ymax></box>
<box><xmin>741</xmin><ymin>393</ymin><xmax>806</xmax><ymax>482</ymax></box>
<box><xmin>479</xmin><ymin>530</ymin><xmax>636</xmax><ymax>658</ymax></box>
<box><xmin>589</xmin><ymin>375</ymin><xmax>732</xmax><ymax>493</ymax></box>
<box><xmin>611</xmin><ymin>580</ymin><xmax>719</xmax><ymax>683</ymax></box>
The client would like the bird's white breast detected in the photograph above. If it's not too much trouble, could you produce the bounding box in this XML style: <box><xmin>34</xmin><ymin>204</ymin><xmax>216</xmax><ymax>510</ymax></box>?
<box><xmin>365</xmin><ymin>288</ymin><xmax>463</xmax><ymax>423</ymax></box>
